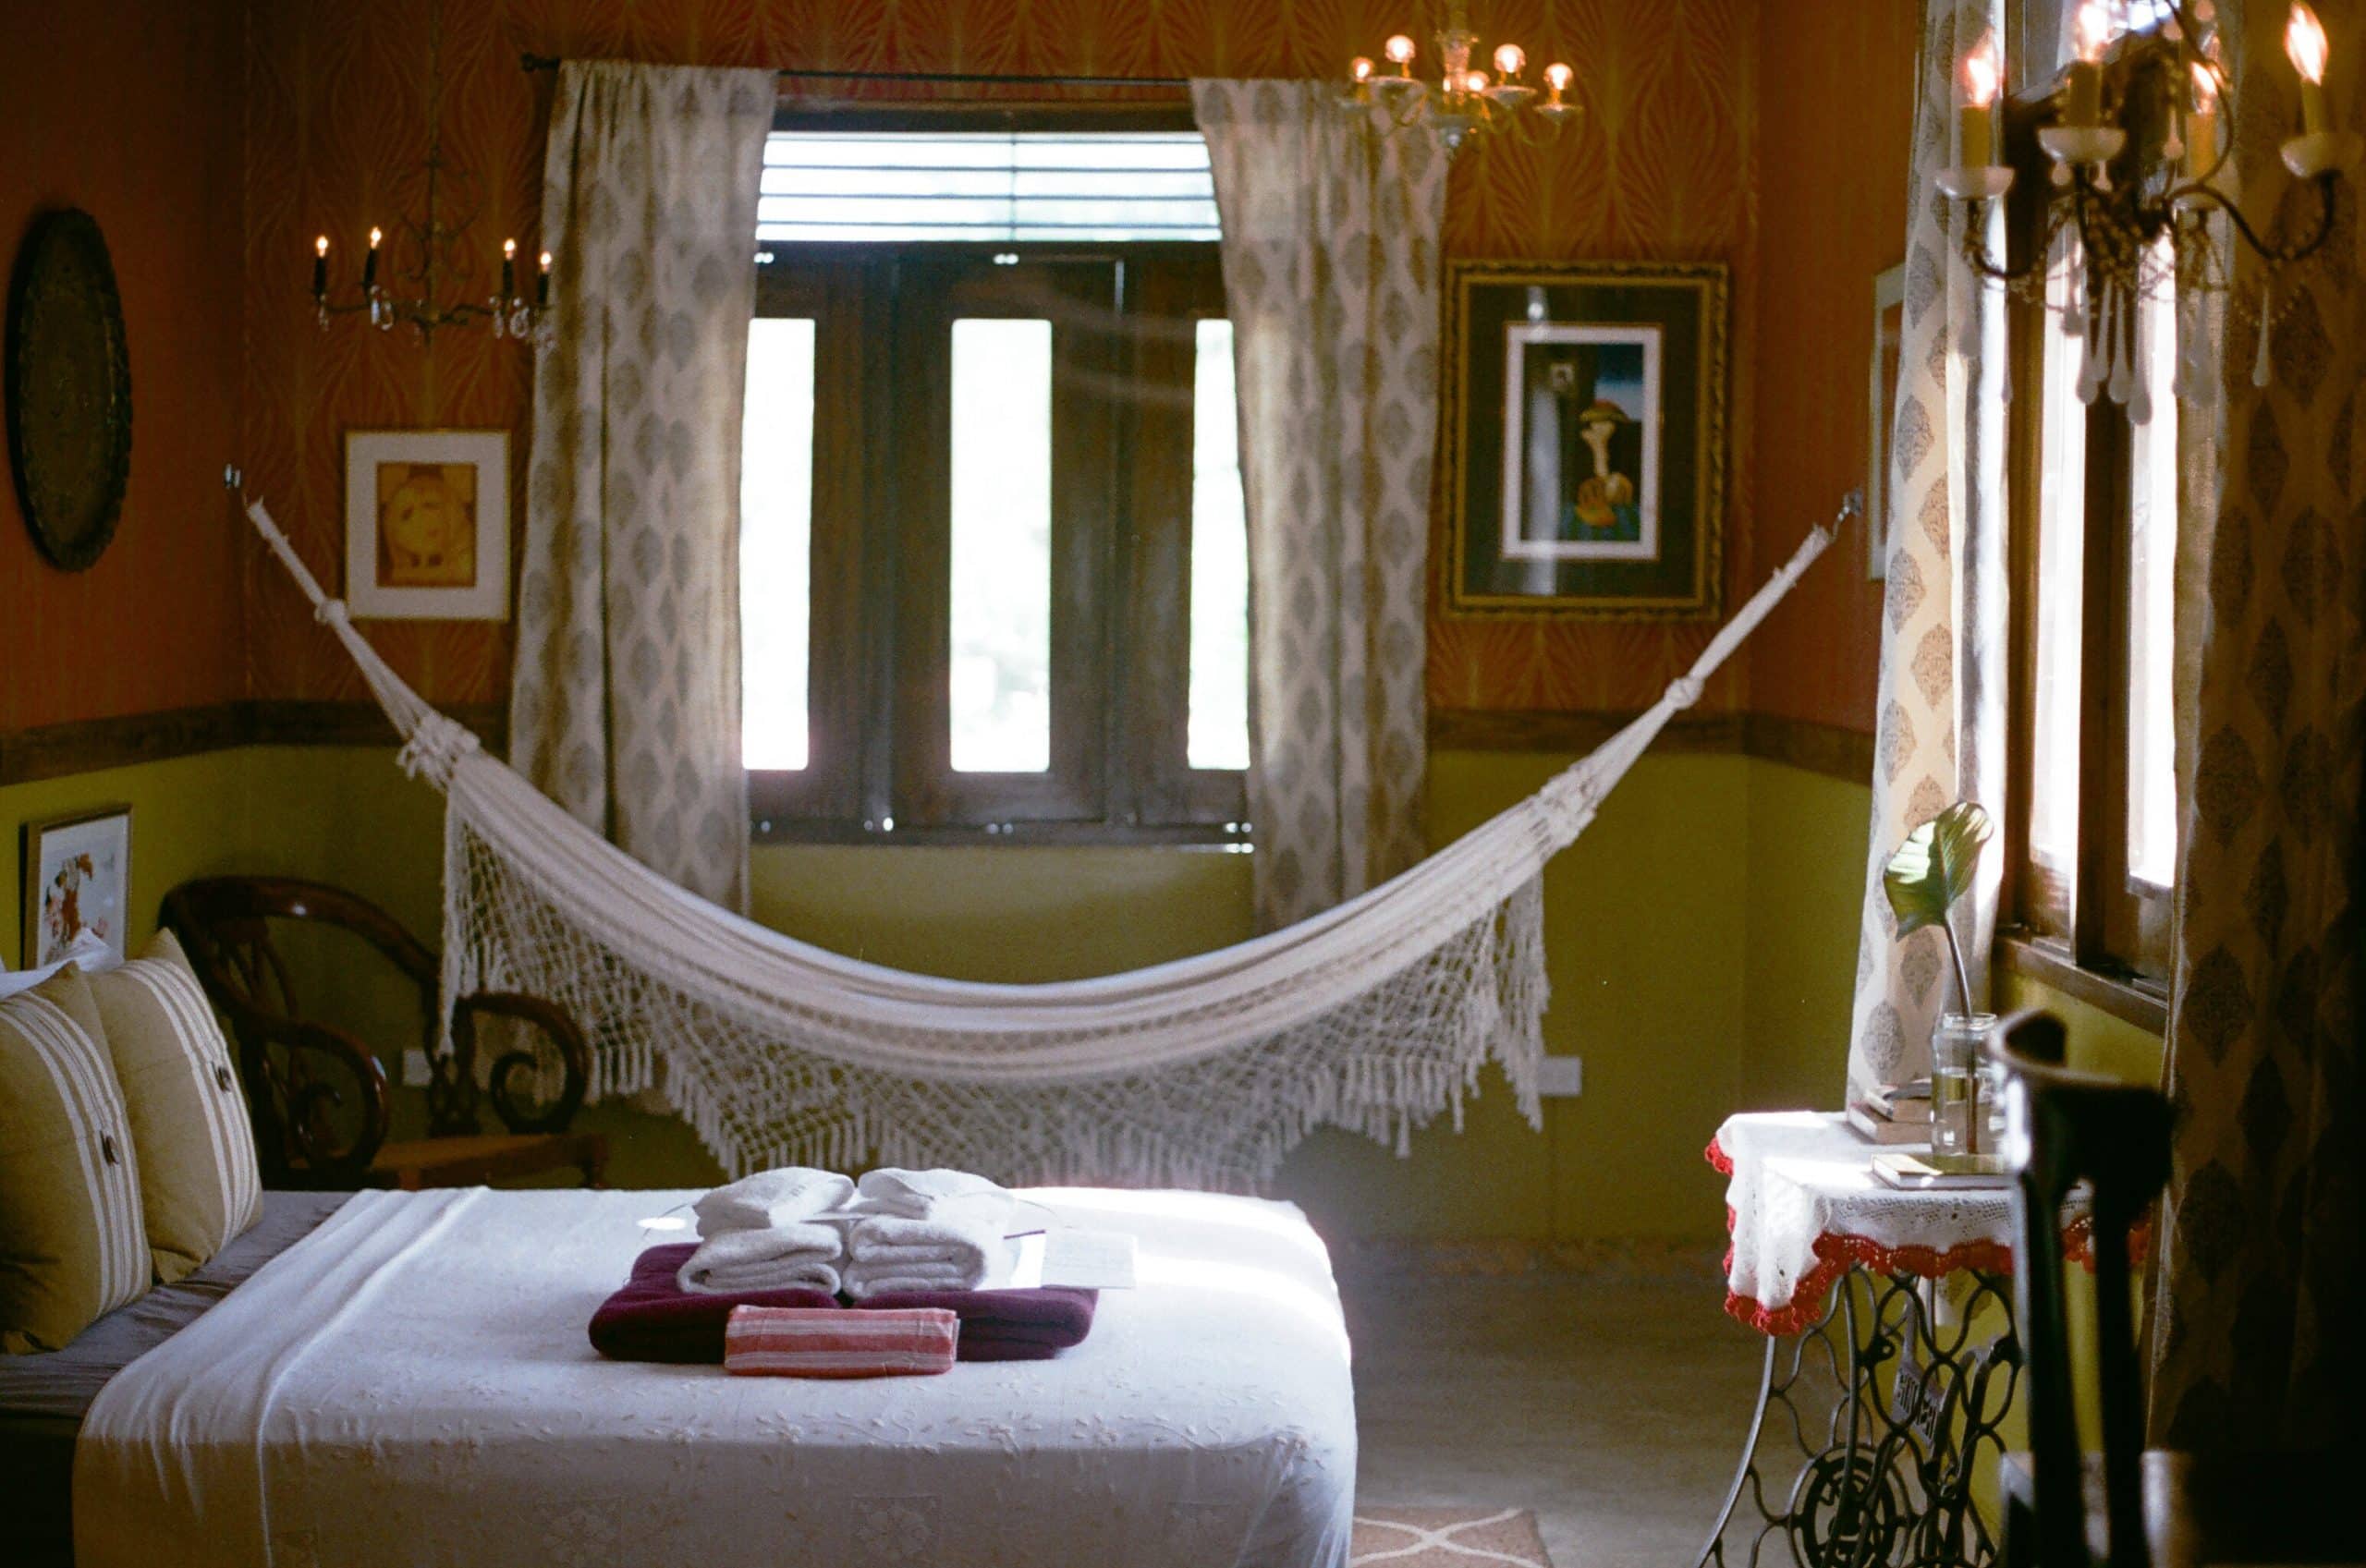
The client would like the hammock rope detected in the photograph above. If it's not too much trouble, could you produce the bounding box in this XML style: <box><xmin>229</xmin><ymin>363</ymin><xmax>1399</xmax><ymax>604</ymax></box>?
<box><xmin>244</xmin><ymin>496</ymin><xmax>1834</xmax><ymax>1187</ymax></box>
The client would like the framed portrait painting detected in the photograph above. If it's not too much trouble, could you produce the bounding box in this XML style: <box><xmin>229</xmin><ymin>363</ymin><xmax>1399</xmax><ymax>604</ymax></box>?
<box><xmin>20</xmin><ymin>805</ymin><xmax>130</xmax><ymax>969</ymax></box>
<box><xmin>1442</xmin><ymin>260</ymin><xmax>1728</xmax><ymax>619</ymax></box>
<box><xmin>344</xmin><ymin>428</ymin><xmax>510</xmax><ymax>620</ymax></box>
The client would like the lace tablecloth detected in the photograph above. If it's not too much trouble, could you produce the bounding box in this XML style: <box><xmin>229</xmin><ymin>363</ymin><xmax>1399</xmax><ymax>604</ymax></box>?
<box><xmin>1707</xmin><ymin>1111</ymin><xmax>2024</xmax><ymax>1337</ymax></box>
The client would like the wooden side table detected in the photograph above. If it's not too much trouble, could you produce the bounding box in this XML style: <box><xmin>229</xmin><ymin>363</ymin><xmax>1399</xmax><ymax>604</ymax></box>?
<box><xmin>369</xmin><ymin>1130</ymin><xmax>609</xmax><ymax>1190</ymax></box>
<box><xmin>1696</xmin><ymin>1112</ymin><xmax>2031</xmax><ymax>1568</ymax></box>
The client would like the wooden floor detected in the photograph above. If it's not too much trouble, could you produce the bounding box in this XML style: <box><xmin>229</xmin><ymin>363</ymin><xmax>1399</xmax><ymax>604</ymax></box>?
<box><xmin>1344</xmin><ymin>1260</ymin><xmax>1765</xmax><ymax>1568</ymax></box>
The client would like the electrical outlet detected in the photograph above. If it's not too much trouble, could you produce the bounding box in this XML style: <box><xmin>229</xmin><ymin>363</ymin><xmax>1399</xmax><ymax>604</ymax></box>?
<box><xmin>1535</xmin><ymin>1055</ymin><xmax>1583</xmax><ymax>1097</ymax></box>
<box><xmin>401</xmin><ymin>1048</ymin><xmax>433</xmax><ymax>1088</ymax></box>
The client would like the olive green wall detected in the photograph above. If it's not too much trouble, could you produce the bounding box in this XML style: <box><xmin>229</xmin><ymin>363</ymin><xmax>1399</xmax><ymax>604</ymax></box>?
<box><xmin>6</xmin><ymin>744</ymin><xmax>2163</xmax><ymax>1238</ymax></box>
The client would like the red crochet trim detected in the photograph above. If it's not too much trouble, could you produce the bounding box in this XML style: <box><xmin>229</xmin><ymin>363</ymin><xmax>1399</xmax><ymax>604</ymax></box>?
<box><xmin>1701</xmin><ymin>1130</ymin><xmax>2147</xmax><ymax>1338</ymax></box>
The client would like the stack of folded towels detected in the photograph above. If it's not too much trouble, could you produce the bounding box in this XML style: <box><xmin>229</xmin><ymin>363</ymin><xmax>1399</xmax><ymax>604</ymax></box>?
<box><xmin>677</xmin><ymin>1167</ymin><xmax>859</xmax><ymax>1296</ymax></box>
<box><xmin>589</xmin><ymin>1163</ymin><xmax>1098</xmax><ymax>1370</ymax></box>
<box><xmin>841</xmin><ymin>1168</ymin><xmax>1015</xmax><ymax>1299</ymax></box>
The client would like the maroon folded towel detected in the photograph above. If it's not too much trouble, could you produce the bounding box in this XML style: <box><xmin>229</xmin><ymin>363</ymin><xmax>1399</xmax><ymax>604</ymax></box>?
<box><xmin>589</xmin><ymin>1244</ymin><xmax>840</xmax><ymax>1364</ymax></box>
<box><xmin>855</xmin><ymin>1287</ymin><xmax>1098</xmax><ymax>1360</ymax></box>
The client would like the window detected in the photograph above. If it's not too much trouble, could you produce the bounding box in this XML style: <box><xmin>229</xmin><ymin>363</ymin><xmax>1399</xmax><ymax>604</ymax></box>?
<box><xmin>738</xmin><ymin>124</ymin><xmax>1249</xmax><ymax>843</ymax></box>
<box><xmin>2003</xmin><ymin>208</ymin><xmax>2177</xmax><ymax>1005</ymax></box>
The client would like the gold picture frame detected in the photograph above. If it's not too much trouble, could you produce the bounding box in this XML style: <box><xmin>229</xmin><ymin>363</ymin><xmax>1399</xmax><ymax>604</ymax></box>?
<box><xmin>344</xmin><ymin>428</ymin><xmax>511</xmax><ymax>621</ymax></box>
<box><xmin>1441</xmin><ymin>259</ymin><xmax>1729</xmax><ymax>620</ymax></box>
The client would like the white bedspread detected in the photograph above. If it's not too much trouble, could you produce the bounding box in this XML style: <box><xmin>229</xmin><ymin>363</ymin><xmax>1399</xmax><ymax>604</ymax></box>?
<box><xmin>75</xmin><ymin>1186</ymin><xmax>1356</xmax><ymax>1568</ymax></box>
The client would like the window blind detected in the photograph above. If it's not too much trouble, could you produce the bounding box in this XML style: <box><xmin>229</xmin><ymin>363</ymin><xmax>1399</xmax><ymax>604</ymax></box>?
<box><xmin>756</xmin><ymin>131</ymin><xmax>1222</xmax><ymax>244</ymax></box>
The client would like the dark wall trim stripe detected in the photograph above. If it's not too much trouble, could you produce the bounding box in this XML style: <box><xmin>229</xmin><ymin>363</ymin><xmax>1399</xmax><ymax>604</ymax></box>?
<box><xmin>1429</xmin><ymin>708</ymin><xmax>1872</xmax><ymax>785</ymax></box>
<box><xmin>6</xmin><ymin>700</ymin><xmax>1862</xmax><ymax>789</ymax></box>
<box><xmin>0</xmin><ymin>701</ymin><xmax>507</xmax><ymax>787</ymax></box>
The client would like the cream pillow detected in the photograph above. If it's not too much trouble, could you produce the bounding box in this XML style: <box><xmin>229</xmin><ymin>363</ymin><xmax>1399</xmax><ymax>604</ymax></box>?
<box><xmin>89</xmin><ymin>930</ymin><xmax>264</xmax><ymax>1283</ymax></box>
<box><xmin>0</xmin><ymin>966</ymin><xmax>151</xmax><ymax>1353</ymax></box>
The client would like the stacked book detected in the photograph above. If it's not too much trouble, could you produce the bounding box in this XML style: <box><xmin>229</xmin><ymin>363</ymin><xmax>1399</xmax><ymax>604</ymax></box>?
<box><xmin>1846</xmin><ymin>1078</ymin><xmax>1932</xmax><ymax>1145</ymax></box>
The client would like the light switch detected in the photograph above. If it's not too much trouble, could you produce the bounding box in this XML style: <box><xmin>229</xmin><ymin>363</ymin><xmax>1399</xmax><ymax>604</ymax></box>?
<box><xmin>1534</xmin><ymin>1055</ymin><xmax>1584</xmax><ymax>1098</ymax></box>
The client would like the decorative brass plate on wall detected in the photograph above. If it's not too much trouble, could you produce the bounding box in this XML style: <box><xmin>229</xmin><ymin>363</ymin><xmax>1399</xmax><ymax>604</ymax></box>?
<box><xmin>6</xmin><ymin>208</ymin><xmax>133</xmax><ymax>572</ymax></box>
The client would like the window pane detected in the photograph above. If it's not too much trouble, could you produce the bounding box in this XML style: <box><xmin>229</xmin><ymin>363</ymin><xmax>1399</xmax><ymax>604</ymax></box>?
<box><xmin>1189</xmin><ymin>320</ymin><xmax>1250</xmax><ymax>772</ymax></box>
<box><xmin>740</xmin><ymin>317</ymin><xmax>816</xmax><ymax>770</ymax></box>
<box><xmin>949</xmin><ymin>318</ymin><xmax>1053</xmax><ymax>773</ymax></box>
<box><xmin>758</xmin><ymin>132</ymin><xmax>1222</xmax><ymax>244</ymax></box>
<box><xmin>2127</xmin><ymin>255</ymin><xmax>2178</xmax><ymax>888</ymax></box>
<box><xmin>2028</xmin><ymin>249</ymin><xmax>2086</xmax><ymax>878</ymax></box>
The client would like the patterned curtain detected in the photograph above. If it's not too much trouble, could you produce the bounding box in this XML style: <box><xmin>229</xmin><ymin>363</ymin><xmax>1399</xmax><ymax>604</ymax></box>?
<box><xmin>1845</xmin><ymin>0</ymin><xmax>2011</xmax><ymax>1100</ymax></box>
<box><xmin>2145</xmin><ymin>0</ymin><xmax>2366</xmax><ymax>1447</ymax></box>
<box><xmin>1191</xmin><ymin>80</ymin><xmax>1446</xmax><ymax>931</ymax></box>
<box><xmin>510</xmin><ymin>61</ymin><xmax>774</xmax><ymax>910</ymax></box>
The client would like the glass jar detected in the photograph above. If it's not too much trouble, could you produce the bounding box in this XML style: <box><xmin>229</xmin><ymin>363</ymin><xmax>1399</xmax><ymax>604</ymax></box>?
<box><xmin>1930</xmin><ymin>1011</ymin><xmax>1996</xmax><ymax>1157</ymax></box>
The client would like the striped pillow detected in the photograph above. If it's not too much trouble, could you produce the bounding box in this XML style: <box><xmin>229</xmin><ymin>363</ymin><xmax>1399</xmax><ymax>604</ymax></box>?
<box><xmin>0</xmin><ymin>966</ymin><xmax>151</xmax><ymax>1353</ymax></box>
<box><xmin>90</xmin><ymin>930</ymin><xmax>263</xmax><ymax>1283</ymax></box>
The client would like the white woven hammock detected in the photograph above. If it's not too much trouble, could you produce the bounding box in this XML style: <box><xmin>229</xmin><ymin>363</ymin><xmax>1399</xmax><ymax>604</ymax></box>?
<box><xmin>246</xmin><ymin>499</ymin><xmax>1831</xmax><ymax>1188</ymax></box>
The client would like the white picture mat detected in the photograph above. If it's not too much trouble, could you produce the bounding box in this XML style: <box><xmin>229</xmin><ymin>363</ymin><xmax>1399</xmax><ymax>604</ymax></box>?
<box><xmin>344</xmin><ymin>429</ymin><xmax>510</xmax><ymax>620</ymax></box>
<box><xmin>1500</xmin><ymin>322</ymin><xmax>1665</xmax><ymax>563</ymax></box>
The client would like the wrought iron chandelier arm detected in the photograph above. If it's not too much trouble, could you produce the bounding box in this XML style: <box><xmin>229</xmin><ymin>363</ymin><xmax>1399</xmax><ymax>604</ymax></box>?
<box><xmin>2167</xmin><ymin>174</ymin><xmax>2339</xmax><ymax>266</ymax></box>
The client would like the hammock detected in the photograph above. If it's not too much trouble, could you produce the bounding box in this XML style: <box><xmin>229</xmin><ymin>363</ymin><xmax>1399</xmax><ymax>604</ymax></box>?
<box><xmin>245</xmin><ymin>498</ymin><xmax>1833</xmax><ymax>1188</ymax></box>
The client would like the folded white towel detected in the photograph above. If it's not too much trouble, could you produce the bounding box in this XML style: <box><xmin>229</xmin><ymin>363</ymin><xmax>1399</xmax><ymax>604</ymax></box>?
<box><xmin>678</xmin><ymin>1221</ymin><xmax>848</xmax><ymax>1295</ymax></box>
<box><xmin>854</xmin><ymin>1168</ymin><xmax>1008</xmax><ymax>1221</ymax></box>
<box><xmin>694</xmin><ymin>1168</ymin><xmax>858</xmax><ymax>1237</ymax></box>
<box><xmin>841</xmin><ymin>1209</ymin><xmax>1013</xmax><ymax>1299</ymax></box>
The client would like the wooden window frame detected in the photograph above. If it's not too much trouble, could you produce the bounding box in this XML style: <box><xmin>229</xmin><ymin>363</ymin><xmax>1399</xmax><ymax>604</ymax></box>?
<box><xmin>1994</xmin><ymin>67</ymin><xmax>2173</xmax><ymax>1032</ymax></box>
<box><xmin>743</xmin><ymin>234</ymin><xmax>1247</xmax><ymax>847</ymax></box>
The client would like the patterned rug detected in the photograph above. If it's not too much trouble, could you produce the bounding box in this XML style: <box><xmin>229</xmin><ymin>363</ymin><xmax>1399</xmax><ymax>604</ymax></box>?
<box><xmin>1349</xmin><ymin>1507</ymin><xmax>1555</xmax><ymax>1565</ymax></box>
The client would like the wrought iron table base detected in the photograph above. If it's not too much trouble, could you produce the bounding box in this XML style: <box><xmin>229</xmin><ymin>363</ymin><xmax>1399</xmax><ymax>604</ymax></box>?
<box><xmin>1697</xmin><ymin>1267</ymin><xmax>2020</xmax><ymax>1568</ymax></box>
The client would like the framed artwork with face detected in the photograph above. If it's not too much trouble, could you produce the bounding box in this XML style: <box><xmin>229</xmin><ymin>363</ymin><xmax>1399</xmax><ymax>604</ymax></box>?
<box><xmin>1441</xmin><ymin>260</ymin><xmax>1728</xmax><ymax>619</ymax></box>
<box><xmin>343</xmin><ymin>428</ymin><xmax>510</xmax><ymax>620</ymax></box>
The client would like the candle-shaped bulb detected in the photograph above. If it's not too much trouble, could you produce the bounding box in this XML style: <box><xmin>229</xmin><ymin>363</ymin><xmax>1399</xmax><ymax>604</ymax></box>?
<box><xmin>500</xmin><ymin>237</ymin><xmax>517</xmax><ymax>299</ymax></box>
<box><xmin>1543</xmin><ymin>61</ymin><xmax>1573</xmax><ymax>97</ymax></box>
<box><xmin>1494</xmin><ymin>43</ymin><xmax>1525</xmax><ymax>78</ymax></box>
<box><xmin>369</xmin><ymin>225</ymin><xmax>383</xmax><ymax>249</ymax></box>
<box><xmin>316</xmin><ymin>235</ymin><xmax>330</xmax><ymax>258</ymax></box>
<box><xmin>1464</xmin><ymin>69</ymin><xmax>1488</xmax><ymax>93</ymax></box>
<box><xmin>2073</xmin><ymin>1</ymin><xmax>2112</xmax><ymax>64</ymax></box>
<box><xmin>311</xmin><ymin>235</ymin><xmax>328</xmax><ymax>298</ymax></box>
<box><xmin>2287</xmin><ymin>2</ymin><xmax>2332</xmax><ymax>133</ymax></box>
<box><xmin>537</xmin><ymin>249</ymin><xmax>552</xmax><ymax>308</ymax></box>
<box><xmin>2187</xmin><ymin>59</ymin><xmax>2221</xmax><ymax>176</ymax></box>
<box><xmin>361</xmin><ymin>225</ymin><xmax>382</xmax><ymax>290</ymax></box>
<box><xmin>1958</xmin><ymin>31</ymin><xmax>2002</xmax><ymax>167</ymax></box>
<box><xmin>2064</xmin><ymin>4</ymin><xmax>2110</xmax><ymax>125</ymax></box>
<box><xmin>1384</xmin><ymin>32</ymin><xmax>1416</xmax><ymax>68</ymax></box>
<box><xmin>1350</xmin><ymin>55</ymin><xmax>1374</xmax><ymax>83</ymax></box>
<box><xmin>1962</xmin><ymin>35</ymin><xmax>2000</xmax><ymax>106</ymax></box>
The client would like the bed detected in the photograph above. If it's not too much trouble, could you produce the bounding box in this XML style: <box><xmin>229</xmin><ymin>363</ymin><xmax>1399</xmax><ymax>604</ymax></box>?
<box><xmin>11</xmin><ymin>1186</ymin><xmax>1357</xmax><ymax>1568</ymax></box>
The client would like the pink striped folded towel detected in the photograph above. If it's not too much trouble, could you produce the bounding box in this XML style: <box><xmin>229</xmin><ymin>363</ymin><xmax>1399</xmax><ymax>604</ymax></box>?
<box><xmin>724</xmin><ymin>1305</ymin><xmax>959</xmax><ymax>1378</ymax></box>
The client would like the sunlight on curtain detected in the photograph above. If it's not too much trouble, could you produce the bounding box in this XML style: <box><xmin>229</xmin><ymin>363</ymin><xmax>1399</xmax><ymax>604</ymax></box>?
<box><xmin>2127</xmin><ymin>242</ymin><xmax>2179</xmax><ymax>888</ymax></box>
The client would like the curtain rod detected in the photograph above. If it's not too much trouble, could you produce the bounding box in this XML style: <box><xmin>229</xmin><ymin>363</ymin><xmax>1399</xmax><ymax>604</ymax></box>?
<box><xmin>518</xmin><ymin>53</ymin><xmax>1189</xmax><ymax>90</ymax></box>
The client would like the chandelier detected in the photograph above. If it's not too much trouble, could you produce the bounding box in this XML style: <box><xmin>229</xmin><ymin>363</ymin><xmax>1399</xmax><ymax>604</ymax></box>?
<box><xmin>1342</xmin><ymin>0</ymin><xmax>1581</xmax><ymax>155</ymax></box>
<box><xmin>1936</xmin><ymin>0</ymin><xmax>2357</xmax><ymax>413</ymax></box>
<box><xmin>306</xmin><ymin>2</ymin><xmax>552</xmax><ymax>344</ymax></box>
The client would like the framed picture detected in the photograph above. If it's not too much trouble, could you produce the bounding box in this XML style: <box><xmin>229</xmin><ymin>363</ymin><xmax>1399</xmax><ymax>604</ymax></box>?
<box><xmin>1867</xmin><ymin>261</ymin><xmax>1907</xmax><ymax>581</ymax></box>
<box><xmin>1442</xmin><ymin>260</ymin><xmax>1728</xmax><ymax>619</ymax></box>
<box><xmin>20</xmin><ymin>805</ymin><xmax>131</xmax><ymax>969</ymax></box>
<box><xmin>344</xmin><ymin>428</ymin><xmax>510</xmax><ymax>620</ymax></box>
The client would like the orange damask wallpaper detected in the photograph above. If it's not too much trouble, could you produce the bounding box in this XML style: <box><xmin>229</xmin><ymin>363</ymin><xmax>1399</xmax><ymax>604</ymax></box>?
<box><xmin>0</xmin><ymin>0</ymin><xmax>246</xmax><ymax>733</ymax></box>
<box><xmin>239</xmin><ymin>0</ymin><xmax>1809</xmax><ymax>723</ymax></box>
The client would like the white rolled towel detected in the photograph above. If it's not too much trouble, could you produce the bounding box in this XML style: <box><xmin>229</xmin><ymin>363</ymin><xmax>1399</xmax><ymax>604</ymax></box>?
<box><xmin>677</xmin><ymin>1221</ymin><xmax>848</xmax><ymax>1295</ymax></box>
<box><xmin>841</xmin><ymin>1210</ymin><xmax>1013</xmax><ymax>1299</ymax></box>
<box><xmin>694</xmin><ymin>1167</ymin><xmax>857</xmax><ymax>1237</ymax></box>
<box><xmin>853</xmin><ymin>1167</ymin><xmax>1009</xmax><ymax>1222</ymax></box>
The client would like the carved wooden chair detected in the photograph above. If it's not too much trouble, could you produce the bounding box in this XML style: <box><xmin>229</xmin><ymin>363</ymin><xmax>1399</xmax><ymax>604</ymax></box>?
<box><xmin>1992</xmin><ymin>1010</ymin><xmax>2361</xmax><ymax>1567</ymax></box>
<box><xmin>162</xmin><ymin>876</ymin><xmax>606</xmax><ymax>1192</ymax></box>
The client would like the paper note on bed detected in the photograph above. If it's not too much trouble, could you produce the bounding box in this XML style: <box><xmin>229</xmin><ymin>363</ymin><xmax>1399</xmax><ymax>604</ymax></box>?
<box><xmin>1039</xmin><ymin>1227</ymin><xmax>1138</xmax><ymax>1289</ymax></box>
